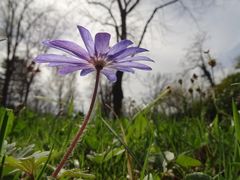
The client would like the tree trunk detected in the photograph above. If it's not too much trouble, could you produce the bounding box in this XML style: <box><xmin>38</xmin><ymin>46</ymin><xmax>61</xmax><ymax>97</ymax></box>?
<box><xmin>1</xmin><ymin>60</ymin><xmax>13</xmax><ymax>106</ymax></box>
<box><xmin>24</xmin><ymin>73</ymin><xmax>35</xmax><ymax>105</ymax></box>
<box><xmin>112</xmin><ymin>8</ymin><xmax>127</xmax><ymax>117</ymax></box>
<box><xmin>112</xmin><ymin>71</ymin><xmax>124</xmax><ymax>117</ymax></box>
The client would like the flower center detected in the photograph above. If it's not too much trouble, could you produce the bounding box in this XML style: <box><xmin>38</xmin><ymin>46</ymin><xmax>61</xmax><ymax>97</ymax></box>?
<box><xmin>93</xmin><ymin>59</ymin><xmax>106</xmax><ymax>71</ymax></box>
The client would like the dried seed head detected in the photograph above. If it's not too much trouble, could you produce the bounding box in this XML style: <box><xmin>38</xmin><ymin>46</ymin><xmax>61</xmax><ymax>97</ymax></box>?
<box><xmin>36</xmin><ymin>68</ymin><xmax>41</xmax><ymax>73</ymax></box>
<box><xmin>191</xmin><ymin>78</ymin><xmax>194</xmax><ymax>83</ymax></box>
<box><xmin>178</xmin><ymin>79</ymin><xmax>183</xmax><ymax>85</ymax></box>
<box><xmin>193</xmin><ymin>73</ymin><xmax>198</xmax><ymax>79</ymax></box>
<box><xmin>188</xmin><ymin>88</ymin><xmax>193</xmax><ymax>94</ymax></box>
<box><xmin>166</xmin><ymin>86</ymin><xmax>172</xmax><ymax>94</ymax></box>
<box><xmin>196</xmin><ymin>87</ymin><xmax>201</xmax><ymax>93</ymax></box>
<box><xmin>27</xmin><ymin>65</ymin><xmax>34</xmax><ymax>72</ymax></box>
<box><xmin>208</xmin><ymin>59</ymin><xmax>216</xmax><ymax>67</ymax></box>
<box><xmin>204</xmin><ymin>50</ymin><xmax>210</xmax><ymax>54</ymax></box>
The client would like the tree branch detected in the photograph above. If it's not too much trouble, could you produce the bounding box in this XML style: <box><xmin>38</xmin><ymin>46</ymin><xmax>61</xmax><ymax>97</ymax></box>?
<box><xmin>12</xmin><ymin>0</ymin><xmax>34</xmax><ymax>60</ymax></box>
<box><xmin>88</xmin><ymin>0</ymin><xmax>120</xmax><ymax>40</ymax></box>
<box><xmin>138</xmin><ymin>0</ymin><xmax>179</xmax><ymax>47</ymax></box>
<box><xmin>178</xmin><ymin>0</ymin><xmax>200</xmax><ymax>30</ymax></box>
<box><xmin>117</xmin><ymin>0</ymin><xmax>123</xmax><ymax>12</ymax></box>
<box><xmin>127</xmin><ymin>0</ymin><xmax>141</xmax><ymax>14</ymax></box>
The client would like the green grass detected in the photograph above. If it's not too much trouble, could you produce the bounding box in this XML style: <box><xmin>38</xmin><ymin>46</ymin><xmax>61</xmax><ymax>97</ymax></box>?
<box><xmin>0</xmin><ymin>101</ymin><xmax>240</xmax><ymax>179</ymax></box>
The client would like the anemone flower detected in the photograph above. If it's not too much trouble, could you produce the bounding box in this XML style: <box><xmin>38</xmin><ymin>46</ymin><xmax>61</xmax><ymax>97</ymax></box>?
<box><xmin>35</xmin><ymin>26</ymin><xmax>153</xmax><ymax>82</ymax></box>
<box><xmin>34</xmin><ymin>26</ymin><xmax>153</xmax><ymax>178</ymax></box>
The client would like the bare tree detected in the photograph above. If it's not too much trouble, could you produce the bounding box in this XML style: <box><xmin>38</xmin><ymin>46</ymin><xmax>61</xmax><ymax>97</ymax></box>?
<box><xmin>86</xmin><ymin>0</ymin><xmax>214</xmax><ymax>116</ymax></box>
<box><xmin>1</xmin><ymin>0</ymin><xmax>36</xmax><ymax>105</ymax></box>
<box><xmin>143</xmin><ymin>73</ymin><xmax>171</xmax><ymax>102</ymax></box>
<box><xmin>0</xmin><ymin>28</ymin><xmax>6</xmax><ymax>42</ymax></box>
<box><xmin>0</xmin><ymin>0</ymin><xmax>64</xmax><ymax>106</ymax></box>
<box><xmin>2</xmin><ymin>57</ymin><xmax>40</xmax><ymax>106</ymax></box>
<box><xmin>183</xmin><ymin>34</ymin><xmax>216</xmax><ymax>88</ymax></box>
<box><xmin>21</xmin><ymin>11</ymin><xmax>65</xmax><ymax>106</ymax></box>
<box><xmin>43</xmin><ymin>69</ymin><xmax>79</xmax><ymax>113</ymax></box>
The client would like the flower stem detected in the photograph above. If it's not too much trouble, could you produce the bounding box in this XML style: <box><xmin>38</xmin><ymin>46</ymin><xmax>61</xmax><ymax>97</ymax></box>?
<box><xmin>51</xmin><ymin>70</ymin><xmax>101</xmax><ymax>178</ymax></box>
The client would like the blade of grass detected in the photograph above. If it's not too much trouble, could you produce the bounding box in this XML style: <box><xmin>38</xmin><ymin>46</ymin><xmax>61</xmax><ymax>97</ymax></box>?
<box><xmin>0</xmin><ymin>110</ymin><xmax>8</xmax><ymax>155</ymax></box>
<box><xmin>232</xmin><ymin>100</ymin><xmax>240</xmax><ymax>143</ymax></box>
<box><xmin>232</xmin><ymin>100</ymin><xmax>240</xmax><ymax>176</ymax></box>
<box><xmin>120</xmin><ymin>123</ymin><xmax>134</xmax><ymax>180</ymax></box>
<box><xmin>100</xmin><ymin>118</ymin><xmax>142</xmax><ymax>169</ymax></box>
<box><xmin>0</xmin><ymin>155</ymin><xmax>5</xmax><ymax>179</ymax></box>
<box><xmin>140</xmin><ymin>143</ymin><xmax>151</xmax><ymax>180</ymax></box>
<box><xmin>67</xmin><ymin>97</ymin><xmax>74</xmax><ymax>117</ymax></box>
<box><xmin>36</xmin><ymin>145</ymin><xmax>54</xmax><ymax>180</ymax></box>
<box><xmin>132</xmin><ymin>88</ymin><xmax>170</xmax><ymax>120</ymax></box>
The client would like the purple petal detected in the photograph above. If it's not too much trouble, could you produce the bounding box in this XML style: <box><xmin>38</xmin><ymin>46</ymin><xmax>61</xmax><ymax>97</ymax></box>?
<box><xmin>107</xmin><ymin>40</ymin><xmax>133</xmax><ymax>56</ymax></box>
<box><xmin>77</xmin><ymin>26</ymin><xmax>95</xmax><ymax>56</ymax></box>
<box><xmin>48</xmin><ymin>63</ymin><xmax>78</xmax><ymax>67</ymax></box>
<box><xmin>95</xmin><ymin>33</ymin><xmax>111</xmax><ymax>55</ymax></box>
<box><xmin>107</xmin><ymin>66</ymin><xmax>135</xmax><ymax>73</ymax></box>
<box><xmin>58</xmin><ymin>65</ymin><xmax>90</xmax><ymax>75</ymax></box>
<box><xmin>80</xmin><ymin>68</ymin><xmax>95</xmax><ymax>76</ymax></box>
<box><xmin>110</xmin><ymin>62</ymin><xmax>152</xmax><ymax>70</ymax></box>
<box><xmin>110</xmin><ymin>47</ymin><xmax>148</xmax><ymax>60</ymax></box>
<box><xmin>101</xmin><ymin>68</ymin><xmax>117</xmax><ymax>82</ymax></box>
<box><xmin>116</xmin><ymin>56</ymin><xmax>154</xmax><ymax>62</ymax></box>
<box><xmin>34</xmin><ymin>54</ymin><xmax>89</xmax><ymax>64</ymax></box>
<box><xmin>43</xmin><ymin>40</ymin><xmax>89</xmax><ymax>60</ymax></box>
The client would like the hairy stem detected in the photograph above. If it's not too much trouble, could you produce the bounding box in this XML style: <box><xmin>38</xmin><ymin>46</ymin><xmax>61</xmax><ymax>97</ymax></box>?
<box><xmin>51</xmin><ymin>70</ymin><xmax>100</xmax><ymax>178</ymax></box>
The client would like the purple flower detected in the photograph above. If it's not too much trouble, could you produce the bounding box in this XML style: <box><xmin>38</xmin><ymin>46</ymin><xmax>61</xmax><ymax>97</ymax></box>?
<box><xmin>34</xmin><ymin>26</ymin><xmax>153</xmax><ymax>82</ymax></box>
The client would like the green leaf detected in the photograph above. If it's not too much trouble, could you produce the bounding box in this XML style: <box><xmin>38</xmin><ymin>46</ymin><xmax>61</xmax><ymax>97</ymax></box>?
<box><xmin>133</xmin><ymin>114</ymin><xmax>148</xmax><ymax>138</ymax></box>
<box><xmin>211</xmin><ymin>115</ymin><xmax>220</xmax><ymax>137</ymax></box>
<box><xmin>103</xmin><ymin>147</ymin><xmax>125</xmax><ymax>162</ymax></box>
<box><xmin>143</xmin><ymin>173</ymin><xmax>153</xmax><ymax>180</ymax></box>
<box><xmin>5</xmin><ymin>151</ymin><xmax>50</xmax><ymax>176</ymax></box>
<box><xmin>176</xmin><ymin>154</ymin><xmax>201</xmax><ymax>168</ymax></box>
<box><xmin>85</xmin><ymin>134</ymin><xmax>99</xmax><ymax>150</ymax></box>
<box><xmin>87</xmin><ymin>147</ymin><xmax>124</xmax><ymax>164</ymax></box>
<box><xmin>5</xmin><ymin>156</ymin><xmax>28</xmax><ymax>173</ymax></box>
<box><xmin>184</xmin><ymin>172</ymin><xmax>212</xmax><ymax>180</ymax></box>
<box><xmin>16</xmin><ymin>144</ymin><xmax>35</xmax><ymax>158</ymax></box>
<box><xmin>58</xmin><ymin>169</ymin><xmax>95</xmax><ymax>179</ymax></box>
<box><xmin>87</xmin><ymin>152</ymin><xmax>105</xmax><ymax>164</ymax></box>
